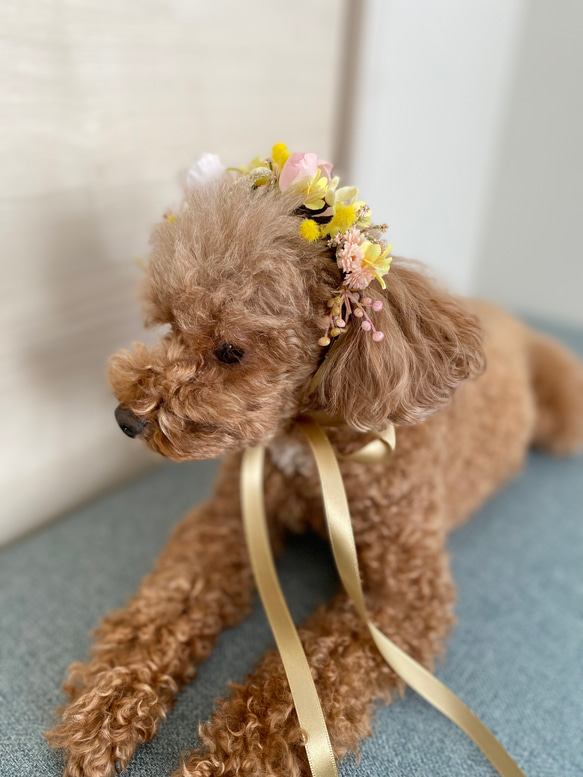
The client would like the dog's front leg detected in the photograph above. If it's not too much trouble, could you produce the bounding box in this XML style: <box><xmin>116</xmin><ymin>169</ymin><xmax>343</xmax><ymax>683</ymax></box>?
<box><xmin>177</xmin><ymin>505</ymin><xmax>456</xmax><ymax>777</ymax></box>
<box><xmin>46</xmin><ymin>478</ymin><xmax>256</xmax><ymax>777</ymax></box>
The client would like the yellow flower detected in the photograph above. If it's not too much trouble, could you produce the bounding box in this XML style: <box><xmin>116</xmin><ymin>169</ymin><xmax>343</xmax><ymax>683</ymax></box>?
<box><xmin>323</xmin><ymin>201</ymin><xmax>358</xmax><ymax>237</ymax></box>
<box><xmin>300</xmin><ymin>218</ymin><xmax>321</xmax><ymax>242</ymax></box>
<box><xmin>325</xmin><ymin>180</ymin><xmax>358</xmax><ymax>208</ymax></box>
<box><xmin>300</xmin><ymin>171</ymin><xmax>329</xmax><ymax>210</ymax></box>
<box><xmin>324</xmin><ymin>176</ymin><xmax>339</xmax><ymax>205</ymax></box>
<box><xmin>272</xmin><ymin>142</ymin><xmax>290</xmax><ymax>170</ymax></box>
<box><xmin>361</xmin><ymin>241</ymin><xmax>393</xmax><ymax>288</ymax></box>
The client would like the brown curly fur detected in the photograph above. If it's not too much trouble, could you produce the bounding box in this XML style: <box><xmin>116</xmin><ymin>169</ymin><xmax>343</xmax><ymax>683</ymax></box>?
<box><xmin>46</xmin><ymin>180</ymin><xmax>583</xmax><ymax>777</ymax></box>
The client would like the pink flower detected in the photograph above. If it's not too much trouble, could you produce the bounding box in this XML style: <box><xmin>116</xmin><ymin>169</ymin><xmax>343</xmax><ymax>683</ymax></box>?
<box><xmin>336</xmin><ymin>227</ymin><xmax>365</xmax><ymax>272</ymax></box>
<box><xmin>317</xmin><ymin>158</ymin><xmax>334</xmax><ymax>181</ymax></box>
<box><xmin>279</xmin><ymin>152</ymin><xmax>333</xmax><ymax>191</ymax></box>
<box><xmin>337</xmin><ymin>243</ymin><xmax>363</xmax><ymax>273</ymax></box>
<box><xmin>344</xmin><ymin>265</ymin><xmax>376</xmax><ymax>290</ymax></box>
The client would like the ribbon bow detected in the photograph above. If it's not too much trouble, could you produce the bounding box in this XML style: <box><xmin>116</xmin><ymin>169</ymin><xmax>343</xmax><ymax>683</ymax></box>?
<box><xmin>240</xmin><ymin>416</ymin><xmax>526</xmax><ymax>777</ymax></box>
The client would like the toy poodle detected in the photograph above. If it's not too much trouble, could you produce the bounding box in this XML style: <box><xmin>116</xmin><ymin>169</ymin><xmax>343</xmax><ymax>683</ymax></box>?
<box><xmin>47</xmin><ymin>147</ymin><xmax>583</xmax><ymax>777</ymax></box>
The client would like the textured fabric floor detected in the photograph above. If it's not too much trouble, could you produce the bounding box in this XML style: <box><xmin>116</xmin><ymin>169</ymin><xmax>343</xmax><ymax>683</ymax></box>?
<box><xmin>1</xmin><ymin>320</ymin><xmax>581</xmax><ymax>777</ymax></box>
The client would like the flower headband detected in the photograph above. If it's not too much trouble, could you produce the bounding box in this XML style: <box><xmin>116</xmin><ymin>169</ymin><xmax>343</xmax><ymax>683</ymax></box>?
<box><xmin>172</xmin><ymin>143</ymin><xmax>393</xmax><ymax>346</ymax></box>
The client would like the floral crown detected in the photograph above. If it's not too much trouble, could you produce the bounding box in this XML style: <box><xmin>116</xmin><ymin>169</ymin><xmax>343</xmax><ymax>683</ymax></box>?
<box><xmin>174</xmin><ymin>143</ymin><xmax>393</xmax><ymax>346</ymax></box>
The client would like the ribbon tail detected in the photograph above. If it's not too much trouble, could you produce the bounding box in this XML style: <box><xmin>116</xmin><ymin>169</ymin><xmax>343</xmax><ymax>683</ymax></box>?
<box><xmin>296</xmin><ymin>417</ymin><xmax>527</xmax><ymax>777</ymax></box>
<box><xmin>367</xmin><ymin>623</ymin><xmax>526</xmax><ymax>775</ymax></box>
<box><xmin>240</xmin><ymin>445</ymin><xmax>338</xmax><ymax>777</ymax></box>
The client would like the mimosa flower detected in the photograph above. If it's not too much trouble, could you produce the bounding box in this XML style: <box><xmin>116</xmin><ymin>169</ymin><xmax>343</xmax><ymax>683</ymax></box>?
<box><xmin>300</xmin><ymin>219</ymin><xmax>320</xmax><ymax>242</ymax></box>
<box><xmin>272</xmin><ymin>143</ymin><xmax>291</xmax><ymax>171</ymax></box>
<box><xmin>324</xmin><ymin>201</ymin><xmax>358</xmax><ymax>237</ymax></box>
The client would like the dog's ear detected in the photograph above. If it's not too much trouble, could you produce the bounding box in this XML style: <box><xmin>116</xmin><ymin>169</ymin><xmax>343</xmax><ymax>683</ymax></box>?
<box><xmin>313</xmin><ymin>260</ymin><xmax>485</xmax><ymax>430</ymax></box>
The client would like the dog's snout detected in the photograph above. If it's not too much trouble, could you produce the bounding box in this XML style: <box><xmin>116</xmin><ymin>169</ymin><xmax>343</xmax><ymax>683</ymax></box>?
<box><xmin>115</xmin><ymin>405</ymin><xmax>147</xmax><ymax>439</ymax></box>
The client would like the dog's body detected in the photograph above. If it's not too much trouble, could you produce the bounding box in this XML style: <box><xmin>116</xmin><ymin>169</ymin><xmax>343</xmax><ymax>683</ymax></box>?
<box><xmin>47</xmin><ymin>181</ymin><xmax>583</xmax><ymax>777</ymax></box>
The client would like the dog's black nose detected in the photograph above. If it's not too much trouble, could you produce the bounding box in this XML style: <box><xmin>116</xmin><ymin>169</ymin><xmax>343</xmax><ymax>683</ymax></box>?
<box><xmin>115</xmin><ymin>405</ymin><xmax>147</xmax><ymax>438</ymax></box>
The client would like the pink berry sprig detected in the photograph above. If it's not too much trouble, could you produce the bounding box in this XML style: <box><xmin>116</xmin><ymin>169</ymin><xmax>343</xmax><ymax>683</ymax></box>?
<box><xmin>319</xmin><ymin>290</ymin><xmax>385</xmax><ymax>346</ymax></box>
<box><xmin>353</xmin><ymin>295</ymin><xmax>385</xmax><ymax>341</ymax></box>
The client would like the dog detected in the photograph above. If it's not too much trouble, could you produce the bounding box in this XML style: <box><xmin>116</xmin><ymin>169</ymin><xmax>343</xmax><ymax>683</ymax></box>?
<box><xmin>47</xmin><ymin>163</ymin><xmax>583</xmax><ymax>777</ymax></box>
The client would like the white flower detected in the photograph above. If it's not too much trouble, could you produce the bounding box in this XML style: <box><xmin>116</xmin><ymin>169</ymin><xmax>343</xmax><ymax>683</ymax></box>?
<box><xmin>186</xmin><ymin>153</ymin><xmax>226</xmax><ymax>188</ymax></box>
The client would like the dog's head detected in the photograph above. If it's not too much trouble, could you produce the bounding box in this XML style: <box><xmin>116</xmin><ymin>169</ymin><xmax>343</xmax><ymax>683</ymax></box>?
<box><xmin>110</xmin><ymin>179</ymin><xmax>484</xmax><ymax>460</ymax></box>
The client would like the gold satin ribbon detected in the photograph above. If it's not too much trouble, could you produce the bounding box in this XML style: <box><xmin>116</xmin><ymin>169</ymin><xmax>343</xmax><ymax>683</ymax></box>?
<box><xmin>240</xmin><ymin>416</ymin><xmax>526</xmax><ymax>777</ymax></box>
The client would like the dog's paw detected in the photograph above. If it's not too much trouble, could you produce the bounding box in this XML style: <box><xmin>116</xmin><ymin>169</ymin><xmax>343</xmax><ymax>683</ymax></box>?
<box><xmin>174</xmin><ymin>744</ymin><xmax>306</xmax><ymax>777</ymax></box>
<box><xmin>59</xmin><ymin>749</ymin><xmax>123</xmax><ymax>777</ymax></box>
<box><xmin>173</xmin><ymin>750</ymin><xmax>257</xmax><ymax>777</ymax></box>
<box><xmin>46</xmin><ymin>666</ymin><xmax>173</xmax><ymax>777</ymax></box>
<box><xmin>173</xmin><ymin>680</ymin><xmax>309</xmax><ymax>777</ymax></box>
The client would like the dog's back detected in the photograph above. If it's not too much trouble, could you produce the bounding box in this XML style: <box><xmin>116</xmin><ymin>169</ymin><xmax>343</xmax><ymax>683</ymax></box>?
<box><xmin>437</xmin><ymin>300</ymin><xmax>583</xmax><ymax>527</ymax></box>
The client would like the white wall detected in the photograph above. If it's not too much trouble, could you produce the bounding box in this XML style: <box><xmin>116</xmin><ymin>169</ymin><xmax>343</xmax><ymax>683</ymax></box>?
<box><xmin>348</xmin><ymin>0</ymin><xmax>526</xmax><ymax>294</ymax></box>
<box><xmin>474</xmin><ymin>0</ymin><xmax>583</xmax><ymax>326</ymax></box>
<box><xmin>349</xmin><ymin>0</ymin><xmax>582</xmax><ymax>328</ymax></box>
<box><xmin>0</xmin><ymin>0</ymin><xmax>347</xmax><ymax>545</ymax></box>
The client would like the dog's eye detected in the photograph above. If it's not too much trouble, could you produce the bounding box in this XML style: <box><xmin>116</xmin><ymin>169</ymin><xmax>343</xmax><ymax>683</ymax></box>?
<box><xmin>214</xmin><ymin>343</ymin><xmax>245</xmax><ymax>365</ymax></box>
